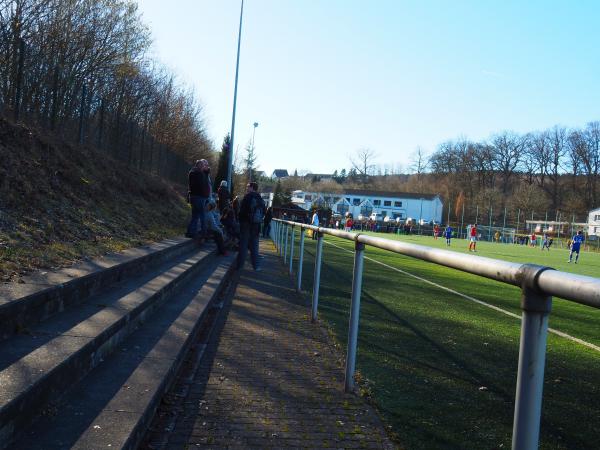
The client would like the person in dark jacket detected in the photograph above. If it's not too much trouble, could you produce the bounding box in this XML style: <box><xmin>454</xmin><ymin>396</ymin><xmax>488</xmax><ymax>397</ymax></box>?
<box><xmin>237</xmin><ymin>182</ymin><xmax>265</xmax><ymax>270</ymax></box>
<box><xmin>217</xmin><ymin>180</ymin><xmax>230</xmax><ymax>212</ymax></box>
<box><xmin>186</xmin><ymin>159</ymin><xmax>212</xmax><ymax>238</ymax></box>
<box><xmin>262</xmin><ymin>206</ymin><xmax>273</xmax><ymax>238</ymax></box>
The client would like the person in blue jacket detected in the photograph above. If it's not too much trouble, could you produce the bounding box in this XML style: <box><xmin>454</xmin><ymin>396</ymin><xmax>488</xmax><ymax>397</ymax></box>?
<box><xmin>568</xmin><ymin>230</ymin><xmax>585</xmax><ymax>264</ymax></box>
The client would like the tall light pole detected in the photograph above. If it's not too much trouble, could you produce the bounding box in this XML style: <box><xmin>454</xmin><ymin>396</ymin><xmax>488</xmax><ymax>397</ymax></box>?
<box><xmin>227</xmin><ymin>0</ymin><xmax>245</xmax><ymax>190</ymax></box>
<box><xmin>251</xmin><ymin>121</ymin><xmax>258</xmax><ymax>150</ymax></box>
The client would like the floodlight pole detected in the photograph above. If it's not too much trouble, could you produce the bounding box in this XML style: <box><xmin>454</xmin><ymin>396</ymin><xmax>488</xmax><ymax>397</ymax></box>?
<box><xmin>227</xmin><ymin>0</ymin><xmax>244</xmax><ymax>190</ymax></box>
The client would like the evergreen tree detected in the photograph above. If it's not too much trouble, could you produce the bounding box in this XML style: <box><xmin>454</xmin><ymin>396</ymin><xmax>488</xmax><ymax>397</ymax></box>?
<box><xmin>273</xmin><ymin>180</ymin><xmax>291</xmax><ymax>206</ymax></box>
<box><xmin>244</xmin><ymin>140</ymin><xmax>258</xmax><ymax>182</ymax></box>
<box><xmin>214</xmin><ymin>134</ymin><xmax>230</xmax><ymax>190</ymax></box>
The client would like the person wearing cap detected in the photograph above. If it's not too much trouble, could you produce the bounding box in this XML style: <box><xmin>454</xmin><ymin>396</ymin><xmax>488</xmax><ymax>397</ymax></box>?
<box><xmin>217</xmin><ymin>179</ymin><xmax>230</xmax><ymax>212</ymax></box>
<box><xmin>186</xmin><ymin>159</ymin><xmax>212</xmax><ymax>238</ymax></box>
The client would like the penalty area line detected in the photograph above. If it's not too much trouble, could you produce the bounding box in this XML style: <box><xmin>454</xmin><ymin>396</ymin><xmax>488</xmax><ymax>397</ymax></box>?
<box><xmin>323</xmin><ymin>240</ymin><xmax>600</xmax><ymax>353</ymax></box>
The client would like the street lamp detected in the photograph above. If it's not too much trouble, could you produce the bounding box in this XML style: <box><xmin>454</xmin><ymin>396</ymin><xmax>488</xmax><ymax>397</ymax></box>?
<box><xmin>251</xmin><ymin>122</ymin><xmax>259</xmax><ymax>149</ymax></box>
<box><xmin>227</xmin><ymin>0</ymin><xmax>245</xmax><ymax>190</ymax></box>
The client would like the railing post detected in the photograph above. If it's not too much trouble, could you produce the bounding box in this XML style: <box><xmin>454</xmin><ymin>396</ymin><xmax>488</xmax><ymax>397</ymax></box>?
<box><xmin>297</xmin><ymin>228</ymin><xmax>305</xmax><ymax>292</ymax></box>
<box><xmin>284</xmin><ymin>223</ymin><xmax>289</xmax><ymax>261</ymax></box>
<box><xmin>345</xmin><ymin>241</ymin><xmax>365</xmax><ymax>392</ymax></box>
<box><xmin>278</xmin><ymin>221</ymin><xmax>283</xmax><ymax>255</ymax></box>
<box><xmin>311</xmin><ymin>230</ymin><xmax>324</xmax><ymax>322</ymax></box>
<box><xmin>512</xmin><ymin>265</ymin><xmax>553</xmax><ymax>450</ymax></box>
<box><xmin>289</xmin><ymin>225</ymin><xmax>295</xmax><ymax>275</ymax></box>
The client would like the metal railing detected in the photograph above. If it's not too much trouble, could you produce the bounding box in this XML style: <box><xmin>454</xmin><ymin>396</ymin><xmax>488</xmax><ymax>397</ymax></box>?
<box><xmin>270</xmin><ymin>218</ymin><xmax>600</xmax><ymax>450</ymax></box>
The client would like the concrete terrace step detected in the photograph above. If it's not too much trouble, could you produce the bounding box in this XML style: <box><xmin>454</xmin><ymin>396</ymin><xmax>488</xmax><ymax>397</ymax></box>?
<box><xmin>9</xmin><ymin>253</ymin><xmax>235</xmax><ymax>450</ymax></box>
<box><xmin>0</xmin><ymin>244</ymin><xmax>218</xmax><ymax>449</ymax></box>
<box><xmin>0</xmin><ymin>237</ymin><xmax>198</xmax><ymax>340</ymax></box>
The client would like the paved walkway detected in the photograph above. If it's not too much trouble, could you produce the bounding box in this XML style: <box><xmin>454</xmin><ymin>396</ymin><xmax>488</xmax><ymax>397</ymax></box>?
<box><xmin>150</xmin><ymin>239</ymin><xmax>396</xmax><ymax>449</ymax></box>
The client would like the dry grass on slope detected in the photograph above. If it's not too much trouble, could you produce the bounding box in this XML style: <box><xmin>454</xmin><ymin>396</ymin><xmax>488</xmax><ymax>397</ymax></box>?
<box><xmin>0</xmin><ymin>117</ymin><xmax>190</xmax><ymax>282</ymax></box>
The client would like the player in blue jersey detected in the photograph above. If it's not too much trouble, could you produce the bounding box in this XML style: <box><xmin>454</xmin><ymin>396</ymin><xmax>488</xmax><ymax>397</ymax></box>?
<box><xmin>444</xmin><ymin>225</ymin><xmax>453</xmax><ymax>246</ymax></box>
<box><xmin>568</xmin><ymin>230</ymin><xmax>585</xmax><ymax>263</ymax></box>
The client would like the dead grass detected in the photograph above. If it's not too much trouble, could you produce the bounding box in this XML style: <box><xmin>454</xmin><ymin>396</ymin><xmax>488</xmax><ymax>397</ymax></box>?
<box><xmin>0</xmin><ymin>116</ymin><xmax>190</xmax><ymax>281</ymax></box>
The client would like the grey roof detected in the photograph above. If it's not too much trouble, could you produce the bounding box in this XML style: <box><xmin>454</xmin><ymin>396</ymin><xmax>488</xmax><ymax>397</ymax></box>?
<box><xmin>341</xmin><ymin>189</ymin><xmax>440</xmax><ymax>200</ymax></box>
<box><xmin>272</xmin><ymin>169</ymin><xmax>289</xmax><ymax>178</ymax></box>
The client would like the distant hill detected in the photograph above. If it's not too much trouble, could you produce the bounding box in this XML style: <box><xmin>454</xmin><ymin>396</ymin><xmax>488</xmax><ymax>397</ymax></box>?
<box><xmin>0</xmin><ymin>117</ymin><xmax>189</xmax><ymax>282</ymax></box>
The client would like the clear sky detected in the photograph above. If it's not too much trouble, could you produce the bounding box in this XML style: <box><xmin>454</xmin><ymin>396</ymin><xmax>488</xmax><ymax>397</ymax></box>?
<box><xmin>137</xmin><ymin>0</ymin><xmax>600</xmax><ymax>176</ymax></box>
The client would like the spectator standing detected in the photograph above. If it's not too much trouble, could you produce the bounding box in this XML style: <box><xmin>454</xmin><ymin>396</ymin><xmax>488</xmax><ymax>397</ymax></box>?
<box><xmin>311</xmin><ymin>210</ymin><xmax>319</xmax><ymax>240</ymax></box>
<box><xmin>263</xmin><ymin>206</ymin><xmax>273</xmax><ymax>238</ymax></box>
<box><xmin>237</xmin><ymin>182</ymin><xmax>265</xmax><ymax>271</ymax></box>
<box><xmin>186</xmin><ymin>159</ymin><xmax>212</xmax><ymax>238</ymax></box>
<box><xmin>217</xmin><ymin>180</ymin><xmax>231</xmax><ymax>212</ymax></box>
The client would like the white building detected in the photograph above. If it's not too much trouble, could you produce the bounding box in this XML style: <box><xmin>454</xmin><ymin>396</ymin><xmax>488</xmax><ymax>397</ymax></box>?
<box><xmin>290</xmin><ymin>189</ymin><xmax>443</xmax><ymax>223</ymax></box>
<box><xmin>588</xmin><ymin>207</ymin><xmax>600</xmax><ymax>236</ymax></box>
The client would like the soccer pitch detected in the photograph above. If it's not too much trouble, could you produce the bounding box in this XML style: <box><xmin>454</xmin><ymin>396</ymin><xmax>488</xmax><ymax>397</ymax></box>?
<box><xmin>285</xmin><ymin>231</ymin><xmax>600</xmax><ymax>450</ymax></box>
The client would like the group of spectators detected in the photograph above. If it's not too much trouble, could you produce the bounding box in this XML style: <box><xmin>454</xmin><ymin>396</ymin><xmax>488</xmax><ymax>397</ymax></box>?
<box><xmin>185</xmin><ymin>159</ymin><xmax>269</xmax><ymax>271</ymax></box>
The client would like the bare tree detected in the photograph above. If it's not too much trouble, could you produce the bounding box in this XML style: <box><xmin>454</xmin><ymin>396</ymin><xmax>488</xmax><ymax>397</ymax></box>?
<box><xmin>349</xmin><ymin>147</ymin><xmax>377</xmax><ymax>185</ymax></box>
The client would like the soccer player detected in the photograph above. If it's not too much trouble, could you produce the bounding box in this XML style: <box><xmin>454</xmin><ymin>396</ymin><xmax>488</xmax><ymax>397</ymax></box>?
<box><xmin>568</xmin><ymin>230</ymin><xmax>585</xmax><ymax>263</ymax></box>
<box><xmin>443</xmin><ymin>225</ymin><xmax>453</xmax><ymax>246</ymax></box>
<box><xmin>541</xmin><ymin>233</ymin><xmax>550</xmax><ymax>251</ymax></box>
<box><xmin>468</xmin><ymin>224</ymin><xmax>477</xmax><ymax>252</ymax></box>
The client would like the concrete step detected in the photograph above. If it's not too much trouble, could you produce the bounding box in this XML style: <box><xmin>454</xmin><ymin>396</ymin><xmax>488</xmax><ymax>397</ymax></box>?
<box><xmin>0</xmin><ymin>237</ymin><xmax>198</xmax><ymax>341</ymax></box>
<box><xmin>8</xmin><ymin>253</ymin><xmax>235</xmax><ymax>450</ymax></box>
<box><xmin>0</xmin><ymin>244</ymin><xmax>219</xmax><ymax>449</ymax></box>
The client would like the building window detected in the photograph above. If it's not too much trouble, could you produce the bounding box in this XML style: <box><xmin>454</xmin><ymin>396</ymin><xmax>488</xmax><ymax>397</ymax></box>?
<box><xmin>353</xmin><ymin>198</ymin><xmax>361</xmax><ymax>206</ymax></box>
<box><xmin>384</xmin><ymin>200</ymin><xmax>392</xmax><ymax>207</ymax></box>
<box><xmin>324</xmin><ymin>196</ymin><xmax>331</xmax><ymax>202</ymax></box>
<box><xmin>381</xmin><ymin>211</ymin><xmax>387</xmax><ymax>217</ymax></box>
<box><xmin>337</xmin><ymin>204</ymin><xmax>349</xmax><ymax>215</ymax></box>
<box><xmin>346</xmin><ymin>197</ymin><xmax>351</xmax><ymax>203</ymax></box>
<box><xmin>394</xmin><ymin>201</ymin><xmax>402</xmax><ymax>207</ymax></box>
<box><xmin>595</xmin><ymin>214</ymin><xmax>600</xmax><ymax>221</ymax></box>
<box><xmin>360</xmin><ymin>206</ymin><xmax>373</xmax><ymax>216</ymax></box>
<box><xmin>305</xmin><ymin>195</ymin><xmax>312</xmax><ymax>201</ymax></box>
<box><xmin>373</xmin><ymin>200</ymin><xmax>381</xmax><ymax>206</ymax></box>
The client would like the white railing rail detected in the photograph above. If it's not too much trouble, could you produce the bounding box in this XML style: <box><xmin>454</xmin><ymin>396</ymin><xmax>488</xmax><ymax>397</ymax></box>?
<box><xmin>270</xmin><ymin>218</ymin><xmax>600</xmax><ymax>450</ymax></box>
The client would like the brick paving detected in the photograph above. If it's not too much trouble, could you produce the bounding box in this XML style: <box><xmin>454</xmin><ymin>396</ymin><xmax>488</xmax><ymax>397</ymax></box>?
<box><xmin>150</xmin><ymin>239</ymin><xmax>396</xmax><ymax>449</ymax></box>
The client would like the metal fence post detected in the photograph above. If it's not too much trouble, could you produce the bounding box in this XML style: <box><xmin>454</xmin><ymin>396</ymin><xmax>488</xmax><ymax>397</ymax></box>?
<box><xmin>311</xmin><ymin>230</ymin><xmax>324</xmax><ymax>322</ymax></box>
<box><xmin>278</xmin><ymin>221</ymin><xmax>283</xmax><ymax>255</ymax></box>
<box><xmin>289</xmin><ymin>225</ymin><xmax>295</xmax><ymax>275</ymax></box>
<box><xmin>345</xmin><ymin>241</ymin><xmax>365</xmax><ymax>392</ymax></box>
<box><xmin>284</xmin><ymin>223</ymin><xmax>289</xmax><ymax>262</ymax></box>
<box><xmin>512</xmin><ymin>265</ymin><xmax>553</xmax><ymax>450</ymax></box>
<box><xmin>297</xmin><ymin>228</ymin><xmax>305</xmax><ymax>292</ymax></box>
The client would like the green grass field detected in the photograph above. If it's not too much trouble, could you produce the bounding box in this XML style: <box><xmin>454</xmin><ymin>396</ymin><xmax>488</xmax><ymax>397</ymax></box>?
<box><xmin>281</xmin><ymin>230</ymin><xmax>600</xmax><ymax>450</ymax></box>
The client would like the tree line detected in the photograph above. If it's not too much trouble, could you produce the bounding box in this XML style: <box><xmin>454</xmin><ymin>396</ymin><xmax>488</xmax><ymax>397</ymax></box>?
<box><xmin>0</xmin><ymin>0</ymin><xmax>213</xmax><ymax>181</ymax></box>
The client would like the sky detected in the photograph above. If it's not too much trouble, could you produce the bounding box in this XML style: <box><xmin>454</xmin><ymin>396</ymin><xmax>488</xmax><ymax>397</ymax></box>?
<box><xmin>137</xmin><ymin>0</ymin><xmax>600</xmax><ymax>176</ymax></box>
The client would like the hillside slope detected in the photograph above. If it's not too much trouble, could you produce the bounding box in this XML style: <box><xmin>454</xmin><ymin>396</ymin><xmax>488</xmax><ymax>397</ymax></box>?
<box><xmin>0</xmin><ymin>117</ymin><xmax>190</xmax><ymax>282</ymax></box>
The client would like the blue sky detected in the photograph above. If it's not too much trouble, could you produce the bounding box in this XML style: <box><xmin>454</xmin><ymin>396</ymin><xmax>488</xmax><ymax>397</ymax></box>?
<box><xmin>137</xmin><ymin>0</ymin><xmax>600</xmax><ymax>175</ymax></box>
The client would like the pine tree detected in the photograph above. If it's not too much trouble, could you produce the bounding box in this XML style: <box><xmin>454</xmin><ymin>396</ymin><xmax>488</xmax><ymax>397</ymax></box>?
<box><xmin>244</xmin><ymin>140</ymin><xmax>257</xmax><ymax>182</ymax></box>
<box><xmin>214</xmin><ymin>134</ymin><xmax>230</xmax><ymax>190</ymax></box>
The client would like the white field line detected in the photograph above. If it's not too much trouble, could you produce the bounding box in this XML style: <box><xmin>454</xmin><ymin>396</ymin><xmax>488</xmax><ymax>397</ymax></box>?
<box><xmin>323</xmin><ymin>240</ymin><xmax>600</xmax><ymax>353</ymax></box>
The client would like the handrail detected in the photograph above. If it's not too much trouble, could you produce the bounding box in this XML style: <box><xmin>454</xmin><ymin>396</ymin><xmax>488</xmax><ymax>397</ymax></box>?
<box><xmin>276</xmin><ymin>219</ymin><xmax>600</xmax><ymax>308</ymax></box>
<box><xmin>270</xmin><ymin>218</ymin><xmax>600</xmax><ymax>450</ymax></box>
